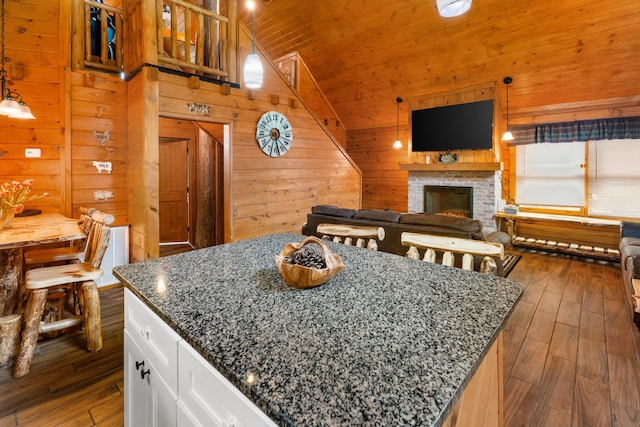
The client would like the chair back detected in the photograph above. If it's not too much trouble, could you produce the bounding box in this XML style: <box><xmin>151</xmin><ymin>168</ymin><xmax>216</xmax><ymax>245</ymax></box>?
<box><xmin>84</xmin><ymin>210</ymin><xmax>115</xmax><ymax>270</ymax></box>
<box><xmin>73</xmin><ymin>207</ymin><xmax>97</xmax><ymax>252</ymax></box>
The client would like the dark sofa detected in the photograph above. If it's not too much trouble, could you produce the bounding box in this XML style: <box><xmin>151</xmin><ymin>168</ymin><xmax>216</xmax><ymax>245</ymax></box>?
<box><xmin>620</xmin><ymin>221</ymin><xmax>640</xmax><ymax>327</ymax></box>
<box><xmin>302</xmin><ymin>205</ymin><xmax>507</xmax><ymax>275</ymax></box>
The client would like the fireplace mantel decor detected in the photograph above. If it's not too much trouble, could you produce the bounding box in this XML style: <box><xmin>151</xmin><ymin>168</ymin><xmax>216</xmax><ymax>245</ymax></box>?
<box><xmin>400</xmin><ymin>162</ymin><xmax>501</xmax><ymax>172</ymax></box>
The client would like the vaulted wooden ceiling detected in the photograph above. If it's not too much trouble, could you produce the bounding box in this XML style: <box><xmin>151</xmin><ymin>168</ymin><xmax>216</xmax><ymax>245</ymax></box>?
<box><xmin>240</xmin><ymin>0</ymin><xmax>640</xmax><ymax>131</ymax></box>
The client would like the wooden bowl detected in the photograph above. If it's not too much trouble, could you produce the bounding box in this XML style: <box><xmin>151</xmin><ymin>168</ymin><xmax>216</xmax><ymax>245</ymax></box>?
<box><xmin>275</xmin><ymin>236</ymin><xmax>345</xmax><ymax>288</ymax></box>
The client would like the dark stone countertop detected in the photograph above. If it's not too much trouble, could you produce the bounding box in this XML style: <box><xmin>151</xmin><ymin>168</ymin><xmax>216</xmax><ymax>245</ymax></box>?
<box><xmin>114</xmin><ymin>232</ymin><xmax>522</xmax><ymax>426</ymax></box>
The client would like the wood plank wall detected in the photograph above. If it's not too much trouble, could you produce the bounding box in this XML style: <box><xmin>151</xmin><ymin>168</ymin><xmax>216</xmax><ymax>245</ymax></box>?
<box><xmin>0</xmin><ymin>0</ymin><xmax>65</xmax><ymax>214</ymax></box>
<box><xmin>346</xmin><ymin>126</ymin><xmax>408</xmax><ymax>213</ymax></box>
<box><xmin>70</xmin><ymin>72</ymin><xmax>128</xmax><ymax>224</ymax></box>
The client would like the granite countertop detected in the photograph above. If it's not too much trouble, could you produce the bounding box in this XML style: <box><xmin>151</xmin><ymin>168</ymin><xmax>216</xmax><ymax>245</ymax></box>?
<box><xmin>114</xmin><ymin>232</ymin><xmax>522</xmax><ymax>426</ymax></box>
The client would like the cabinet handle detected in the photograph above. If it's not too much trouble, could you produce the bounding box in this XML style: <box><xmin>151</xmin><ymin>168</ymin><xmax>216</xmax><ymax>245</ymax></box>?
<box><xmin>223</xmin><ymin>418</ymin><xmax>237</xmax><ymax>427</ymax></box>
<box><xmin>141</xmin><ymin>327</ymin><xmax>150</xmax><ymax>340</ymax></box>
<box><xmin>140</xmin><ymin>368</ymin><xmax>151</xmax><ymax>380</ymax></box>
<box><xmin>135</xmin><ymin>360</ymin><xmax>145</xmax><ymax>371</ymax></box>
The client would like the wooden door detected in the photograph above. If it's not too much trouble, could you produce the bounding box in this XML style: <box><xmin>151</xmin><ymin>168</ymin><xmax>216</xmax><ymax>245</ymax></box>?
<box><xmin>159</xmin><ymin>139</ymin><xmax>189</xmax><ymax>243</ymax></box>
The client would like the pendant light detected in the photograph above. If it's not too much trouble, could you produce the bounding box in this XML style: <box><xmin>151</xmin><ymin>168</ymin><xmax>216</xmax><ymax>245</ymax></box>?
<box><xmin>0</xmin><ymin>0</ymin><xmax>34</xmax><ymax>119</ymax></box>
<box><xmin>393</xmin><ymin>97</ymin><xmax>403</xmax><ymax>150</ymax></box>
<box><xmin>437</xmin><ymin>0</ymin><xmax>472</xmax><ymax>18</ymax></box>
<box><xmin>243</xmin><ymin>0</ymin><xmax>263</xmax><ymax>89</ymax></box>
<box><xmin>502</xmin><ymin>77</ymin><xmax>514</xmax><ymax>141</ymax></box>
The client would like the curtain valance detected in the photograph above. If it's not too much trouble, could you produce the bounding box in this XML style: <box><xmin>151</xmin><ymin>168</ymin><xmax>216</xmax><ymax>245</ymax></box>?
<box><xmin>509</xmin><ymin>116</ymin><xmax>640</xmax><ymax>144</ymax></box>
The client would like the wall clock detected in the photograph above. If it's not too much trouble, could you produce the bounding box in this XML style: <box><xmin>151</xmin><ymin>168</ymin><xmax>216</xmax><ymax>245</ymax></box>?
<box><xmin>256</xmin><ymin>111</ymin><xmax>293</xmax><ymax>157</ymax></box>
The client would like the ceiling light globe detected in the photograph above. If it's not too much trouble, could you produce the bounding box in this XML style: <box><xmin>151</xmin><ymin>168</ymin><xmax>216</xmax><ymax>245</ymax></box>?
<box><xmin>393</xmin><ymin>140</ymin><xmax>402</xmax><ymax>150</ymax></box>
<box><xmin>437</xmin><ymin>0</ymin><xmax>472</xmax><ymax>18</ymax></box>
<box><xmin>502</xmin><ymin>130</ymin><xmax>514</xmax><ymax>141</ymax></box>
<box><xmin>0</xmin><ymin>97</ymin><xmax>20</xmax><ymax>116</ymax></box>
<box><xmin>243</xmin><ymin>53</ymin><xmax>263</xmax><ymax>89</ymax></box>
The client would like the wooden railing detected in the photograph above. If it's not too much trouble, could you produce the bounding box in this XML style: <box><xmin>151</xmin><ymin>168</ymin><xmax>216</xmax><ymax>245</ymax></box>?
<box><xmin>77</xmin><ymin>0</ymin><xmax>125</xmax><ymax>73</ymax></box>
<box><xmin>72</xmin><ymin>0</ymin><xmax>236</xmax><ymax>81</ymax></box>
<box><xmin>157</xmin><ymin>0</ymin><xmax>232</xmax><ymax>79</ymax></box>
<box><xmin>317</xmin><ymin>223</ymin><xmax>385</xmax><ymax>251</ymax></box>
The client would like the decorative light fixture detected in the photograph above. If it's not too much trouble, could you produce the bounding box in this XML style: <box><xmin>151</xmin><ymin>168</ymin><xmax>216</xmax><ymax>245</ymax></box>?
<box><xmin>243</xmin><ymin>0</ymin><xmax>263</xmax><ymax>89</ymax></box>
<box><xmin>502</xmin><ymin>76</ymin><xmax>514</xmax><ymax>141</ymax></box>
<box><xmin>437</xmin><ymin>0</ymin><xmax>472</xmax><ymax>18</ymax></box>
<box><xmin>393</xmin><ymin>97</ymin><xmax>403</xmax><ymax>150</ymax></box>
<box><xmin>0</xmin><ymin>0</ymin><xmax>34</xmax><ymax>119</ymax></box>
<box><xmin>162</xmin><ymin>5</ymin><xmax>171</xmax><ymax>22</ymax></box>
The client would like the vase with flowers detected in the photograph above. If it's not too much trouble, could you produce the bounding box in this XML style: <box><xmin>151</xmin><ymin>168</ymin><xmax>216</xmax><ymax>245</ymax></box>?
<box><xmin>0</xmin><ymin>179</ymin><xmax>49</xmax><ymax>229</ymax></box>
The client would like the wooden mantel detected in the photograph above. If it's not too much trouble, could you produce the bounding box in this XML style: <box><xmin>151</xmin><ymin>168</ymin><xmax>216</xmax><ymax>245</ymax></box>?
<box><xmin>399</xmin><ymin>162</ymin><xmax>502</xmax><ymax>172</ymax></box>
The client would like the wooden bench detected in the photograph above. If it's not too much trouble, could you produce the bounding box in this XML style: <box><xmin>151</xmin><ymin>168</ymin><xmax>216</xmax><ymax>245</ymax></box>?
<box><xmin>317</xmin><ymin>223</ymin><xmax>385</xmax><ymax>251</ymax></box>
<box><xmin>401</xmin><ymin>232</ymin><xmax>504</xmax><ymax>274</ymax></box>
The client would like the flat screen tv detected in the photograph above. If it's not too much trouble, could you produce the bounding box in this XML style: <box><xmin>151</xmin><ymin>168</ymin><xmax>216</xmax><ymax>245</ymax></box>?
<box><xmin>411</xmin><ymin>100</ymin><xmax>494</xmax><ymax>152</ymax></box>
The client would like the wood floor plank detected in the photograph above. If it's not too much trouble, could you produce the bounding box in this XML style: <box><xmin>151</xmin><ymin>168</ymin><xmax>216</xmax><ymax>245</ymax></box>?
<box><xmin>576</xmin><ymin>336</ymin><xmax>608</xmax><ymax>384</ymax></box>
<box><xmin>562</xmin><ymin>278</ymin><xmax>584</xmax><ymax>304</ymax></box>
<box><xmin>579</xmin><ymin>310</ymin><xmax>606</xmax><ymax>342</ymax></box>
<box><xmin>537</xmin><ymin>291</ymin><xmax>562</xmax><ymax>315</ymax></box>
<box><xmin>0</xmin><ymin>414</ymin><xmax>16</xmax><ymax>427</ymax></box>
<box><xmin>526</xmin><ymin>310</ymin><xmax>556</xmax><ymax>344</ymax></box>
<box><xmin>608</xmin><ymin>353</ymin><xmax>640</xmax><ymax>409</ymax></box>
<box><xmin>556</xmin><ymin>299</ymin><xmax>581</xmax><ymax>328</ymax></box>
<box><xmin>612</xmin><ymin>400</ymin><xmax>640</xmax><ymax>427</ymax></box>
<box><xmin>549</xmin><ymin>323</ymin><xmax>579</xmax><ymax>362</ymax></box>
<box><xmin>537</xmin><ymin>355</ymin><xmax>576</xmax><ymax>414</ymax></box>
<box><xmin>511</xmin><ymin>338</ymin><xmax>549</xmax><ymax>385</ymax></box>
<box><xmin>504</xmin><ymin>377</ymin><xmax>537</xmax><ymax>427</ymax></box>
<box><xmin>530</xmin><ymin>402</ymin><xmax>571</xmax><ymax>427</ymax></box>
<box><xmin>582</xmin><ymin>290</ymin><xmax>604</xmax><ymax>314</ymax></box>
<box><xmin>508</xmin><ymin>300</ymin><xmax>537</xmax><ymax>330</ymax></box>
<box><xmin>521</xmin><ymin>284</ymin><xmax>545</xmax><ymax>306</ymax></box>
<box><xmin>572</xmin><ymin>375</ymin><xmax>611</xmax><ymax>427</ymax></box>
<box><xmin>503</xmin><ymin>325</ymin><xmax>528</xmax><ymax>383</ymax></box>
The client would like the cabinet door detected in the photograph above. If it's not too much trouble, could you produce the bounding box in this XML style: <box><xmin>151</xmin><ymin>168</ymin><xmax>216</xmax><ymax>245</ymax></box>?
<box><xmin>125</xmin><ymin>330</ymin><xmax>178</xmax><ymax>427</ymax></box>
<box><xmin>124</xmin><ymin>330</ymin><xmax>150</xmax><ymax>427</ymax></box>
<box><xmin>178</xmin><ymin>341</ymin><xmax>277</xmax><ymax>427</ymax></box>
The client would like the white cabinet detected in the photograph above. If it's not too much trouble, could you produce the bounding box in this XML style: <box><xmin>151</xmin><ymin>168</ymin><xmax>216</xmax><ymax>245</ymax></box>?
<box><xmin>98</xmin><ymin>225</ymin><xmax>129</xmax><ymax>287</ymax></box>
<box><xmin>124</xmin><ymin>289</ymin><xmax>180</xmax><ymax>427</ymax></box>
<box><xmin>124</xmin><ymin>289</ymin><xmax>277</xmax><ymax>427</ymax></box>
<box><xmin>124</xmin><ymin>331</ymin><xmax>177</xmax><ymax>427</ymax></box>
<box><xmin>177</xmin><ymin>340</ymin><xmax>277</xmax><ymax>427</ymax></box>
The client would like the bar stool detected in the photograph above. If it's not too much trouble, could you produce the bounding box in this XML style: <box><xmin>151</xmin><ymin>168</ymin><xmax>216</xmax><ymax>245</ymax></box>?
<box><xmin>13</xmin><ymin>210</ymin><xmax>114</xmax><ymax>378</ymax></box>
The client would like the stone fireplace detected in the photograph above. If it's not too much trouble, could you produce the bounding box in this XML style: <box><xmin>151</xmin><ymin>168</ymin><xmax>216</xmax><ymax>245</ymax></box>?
<box><xmin>408</xmin><ymin>170</ymin><xmax>502</xmax><ymax>232</ymax></box>
<box><xmin>424</xmin><ymin>185</ymin><xmax>474</xmax><ymax>218</ymax></box>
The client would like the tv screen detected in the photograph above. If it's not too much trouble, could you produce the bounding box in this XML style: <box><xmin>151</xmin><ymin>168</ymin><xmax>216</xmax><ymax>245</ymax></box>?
<box><xmin>411</xmin><ymin>100</ymin><xmax>494</xmax><ymax>152</ymax></box>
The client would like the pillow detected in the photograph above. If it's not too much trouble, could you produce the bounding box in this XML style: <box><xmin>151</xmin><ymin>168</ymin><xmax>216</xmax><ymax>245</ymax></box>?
<box><xmin>311</xmin><ymin>205</ymin><xmax>355</xmax><ymax>218</ymax></box>
<box><xmin>353</xmin><ymin>209</ymin><xmax>402</xmax><ymax>223</ymax></box>
<box><xmin>399</xmin><ymin>213</ymin><xmax>482</xmax><ymax>233</ymax></box>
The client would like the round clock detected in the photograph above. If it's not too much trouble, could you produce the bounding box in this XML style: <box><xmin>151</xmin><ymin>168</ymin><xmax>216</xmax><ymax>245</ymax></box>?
<box><xmin>256</xmin><ymin>111</ymin><xmax>293</xmax><ymax>157</ymax></box>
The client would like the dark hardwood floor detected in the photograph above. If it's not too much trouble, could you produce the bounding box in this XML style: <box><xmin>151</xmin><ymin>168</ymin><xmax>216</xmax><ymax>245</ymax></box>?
<box><xmin>1</xmin><ymin>250</ymin><xmax>639</xmax><ymax>426</ymax></box>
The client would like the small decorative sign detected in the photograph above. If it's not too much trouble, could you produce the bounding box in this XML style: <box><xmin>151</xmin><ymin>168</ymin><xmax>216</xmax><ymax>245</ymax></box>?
<box><xmin>93</xmin><ymin>190</ymin><xmax>114</xmax><ymax>202</ymax></box>
<box><xmin>92</xmin><ymin>161</ymin><xmax>112</xmax><ymax>174</ymax></box>
<box><xmin>92</xmin><ymin>130</ymin><xmax>111</xmax><ymax>145</ymax></box>
<box><xmin>187</xmin><ymin>102</ymin><xmax>211</xmax><ymax>116</ymax></box>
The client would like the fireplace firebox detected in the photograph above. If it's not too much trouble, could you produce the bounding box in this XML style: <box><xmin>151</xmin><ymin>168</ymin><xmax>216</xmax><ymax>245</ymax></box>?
<box><xmin>424</xmin><ymin>186</ymin><xmax>473</xmax><ymax>218</ymax></box>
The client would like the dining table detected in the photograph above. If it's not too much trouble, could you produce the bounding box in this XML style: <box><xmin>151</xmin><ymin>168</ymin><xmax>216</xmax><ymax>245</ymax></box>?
<box><xmin>0</xmin><ymin>212</ymin><xmax>84</xmax><ymax>316</ymax></box>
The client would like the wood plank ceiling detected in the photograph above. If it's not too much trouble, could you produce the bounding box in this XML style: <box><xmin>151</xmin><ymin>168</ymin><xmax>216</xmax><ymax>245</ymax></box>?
<box><xmin>239</xmin><ymin>0</ymin><xmax>640</xmax><ymax>131</ymax></box>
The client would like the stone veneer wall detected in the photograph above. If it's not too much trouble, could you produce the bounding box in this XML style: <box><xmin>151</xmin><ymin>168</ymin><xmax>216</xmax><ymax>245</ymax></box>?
<box><xmin>408</xmin><ymin>171</ymin><xmax>503</xmax><ymax>232</ymax></box>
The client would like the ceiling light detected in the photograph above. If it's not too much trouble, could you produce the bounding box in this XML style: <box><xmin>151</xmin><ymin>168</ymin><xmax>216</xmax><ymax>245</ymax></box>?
<box><xmin>243</xmin><ymin>0</ymin><xmax>263</xmax><ymax>89</ymax></box>
<box><xmin>0</xmin><ymin>0</ymin><xmax>35</xmax><ymax>119</ymax></box>
<box><xmin>393</xmin><ymin>97</ymin><xmax>403</xmax><ymax>150</ymax></box>
<box><xmin>437</xmin><ymin>0</ymin><xmax>472</xmax><ymax>18</ymax></box>
<box><xmin>502</xmin><ymin>77</ymin><xmax>514</xmax><ymax>141</ymax></box>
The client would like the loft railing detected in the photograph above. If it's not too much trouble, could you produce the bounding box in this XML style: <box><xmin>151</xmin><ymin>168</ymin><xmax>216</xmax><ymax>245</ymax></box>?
<box><xmin>76</xmin><ymin>0</ymin><xmax>125</xmax><ymax>73</ymax></box>
<box><xmin>72</xmin><ymin>0</ymin><xmax>236</xmax><ymax>82</ymax></box>
<box><xmin>157</xmin><ymin>0</ymin><xmax>231</xmax><ymax>79</ymax></box>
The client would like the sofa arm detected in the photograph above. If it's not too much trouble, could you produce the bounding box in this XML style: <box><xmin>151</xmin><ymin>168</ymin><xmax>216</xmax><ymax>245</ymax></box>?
<box><xmin>621</xmin><ymin>221</ymin><xmax>640</xmax><ymax>238</ymax></box>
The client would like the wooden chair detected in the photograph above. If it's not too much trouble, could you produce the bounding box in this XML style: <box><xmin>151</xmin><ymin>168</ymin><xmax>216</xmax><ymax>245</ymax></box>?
<box><xmin>13</xmin><ymin>210</ymin><xmax>114</xmax><ymax>378</ymax></box>
<box><xmin>23</xmin><ymin>207</ymin><xmax>96</xmax><ymax>267</ymax></box>
<box><xmin>401</xmin><ymin>232</ymin><xmax>504</xmax><ymax>274</ymax></box>
<box><xmin>317</xmin><ymin>223</ymin><xmax>385</xmax><ymax>250</ymax></box>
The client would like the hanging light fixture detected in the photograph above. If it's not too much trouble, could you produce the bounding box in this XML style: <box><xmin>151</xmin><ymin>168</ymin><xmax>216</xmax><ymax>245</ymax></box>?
<box><xmin>393</xmin><ymin>97</ymin><xmax>403</xmax><ymax>150</ymax></box>
<box><xmin>437</xmin><ymin>0</ymin><xmax>472</xmax><ymax>18</ymax></box>
<box><xmin>0</xmin><ymin>0</ymin><xmax>34</xmax><ymax>119</ymax></box>
<box><xmin>243</xmin><ymin>0</ymin><xmax>263</xmax><ymax>89</ymax></box>
<box><xmin>502</xmin><ymin>76</ymin><xmax>514</xmax><ymax>141</ymax></box>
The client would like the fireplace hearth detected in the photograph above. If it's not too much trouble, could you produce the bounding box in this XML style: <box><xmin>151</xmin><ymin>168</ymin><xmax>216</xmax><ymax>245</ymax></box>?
<box><xmin>424</xmin><ymin>186</ymin><xmax>473</xmax><ymax>218</ymax></box>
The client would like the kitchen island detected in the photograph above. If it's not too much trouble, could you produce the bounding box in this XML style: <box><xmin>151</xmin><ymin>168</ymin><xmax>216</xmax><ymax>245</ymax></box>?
<box><xmin>114</xmin><ymin>232</ymin><xmax>522</xmax><ymax>426</ymax></box>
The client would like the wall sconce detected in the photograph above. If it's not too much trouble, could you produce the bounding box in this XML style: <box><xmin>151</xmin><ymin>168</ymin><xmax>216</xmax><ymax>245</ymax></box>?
<box><xmin>243</xmin><ymin>0</ymin><xmax>263</xmax><ymax>89</ymax></box>
<box><xmin>393</xmin><ymin>97</ymin><xmax>403</xmax><ymax>150</ymax></box>
<box><xmin>502</xmin><ymin>77</ymin><xmax>514</xmax><ymax>141</ymax></box>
